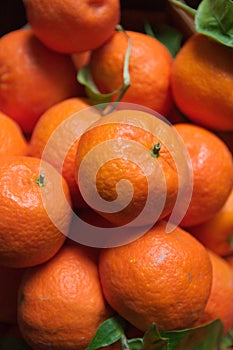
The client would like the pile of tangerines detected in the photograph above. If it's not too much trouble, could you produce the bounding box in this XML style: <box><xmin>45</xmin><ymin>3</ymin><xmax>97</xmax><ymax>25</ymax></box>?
<box><xmin>0</xmin><ymin>0</ymin><xmax>232</xmax><ymax>349</ymax></box>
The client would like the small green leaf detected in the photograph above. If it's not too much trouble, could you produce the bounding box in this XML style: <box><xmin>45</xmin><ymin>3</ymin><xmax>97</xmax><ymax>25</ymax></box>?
<box><xmin>77</xmin><ymin>26</ymin><xmax>131</xmax><ymax>114</ymax></box>
<box><xmin>161</xmin><ymin>319</ymin><xmax>223</xmax><ymax>350</ymax></box>
<box><xmin>195</xmin><ymin>0</ymin><xmax>233</xmax><ymax>48</ymax></box>
<box><xmin>142</xmin><ymin>323</ymin><xmax>169</xmax><ymax>350</ymax></box>
<box><xmin>144</xmin><ymin>22</ymin><xmax>183</xmax><ymax>56</ymax></box>
<box><xmin>219</xmin><ymin>327</ymin><xmax>233</xmax><ymax>349</ymax></box>
<box><xmin>169</xmin><ymin>0</ymin><xmax>233</xmax><ymax>48</ymax></box>
<box><xmin>77</xmin><ymin>65</ymin><xmax>119</xmax><ymax>106</ymax></box>
<box><xmin>86</xmin><ymin>316</ymin><xmax>126</xmax><ymax>350</ymax></box>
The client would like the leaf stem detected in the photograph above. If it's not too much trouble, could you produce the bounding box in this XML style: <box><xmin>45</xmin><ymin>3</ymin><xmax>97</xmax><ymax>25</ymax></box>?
<box><xmin>169</xmin><ymin>0</ymin><xmax>197</xmax><ymax>17</ymax></box>
<box><xmin>36</xmin><ymin>173</ymin><xmax>45</xmax><ymax>187</ymax></box>
<box><xmin>120</xmin><ymin>334</ymin><xmax>130</xmax><ymax>350</ymax></box>
<box><xmin>150</xmin><ymin>143</ymin><xmax>161</xmax><ymax>158</ymax></box>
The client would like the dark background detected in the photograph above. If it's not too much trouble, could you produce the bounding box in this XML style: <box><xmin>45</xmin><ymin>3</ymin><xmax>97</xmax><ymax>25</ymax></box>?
<box><xmin>0</xmin><ymin>0</ymin><xmax>201</xmax><ymax>37</ymax></box>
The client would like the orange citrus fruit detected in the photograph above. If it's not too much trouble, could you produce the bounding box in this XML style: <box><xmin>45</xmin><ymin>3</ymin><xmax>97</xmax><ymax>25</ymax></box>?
<box><xmin>23</xmin><ymin>0</ymin><xmax>120</xmax><ymax>53</ymax></box>
<box><xmin>196</xmin><ymin>250</ymin><xmax>233</xmax><ymax>334</ymax></box>
<box><xmin>71</xmin><ymin>51</ymin><xmax>91</xmax><ymax>70</ymax></box>
<box><xmin>0</xmin><ymin>156</ymin><xmax>71</xmax><ymax>268</ymax></box>
<box><xmin>75</xmin><ymin>109</ymin><xmax>183</xmax><ymax>227</ymax></box>
<box><xmin>0</xmin><ymin>29</ymin><xmax>80</xmax><ymax>134</ymax></box>
<box><xmin>0</xmin><ymin>111</ymin><xmax>27</xmax><ymax>156</ymax></box>
<box><xmin>99</xmin><ymin>220</ymin><xmax>212</xmax><ymax>331</ymax></box>
<box><xmin>89</xmin><ymin>30</ymin><xmax>173</xmax><ymax>116</ymax></box>
<box><xmin>171</xmin><ymin>33</ymin><xmax>233</xmax><ymax>131</ymax></box>
<box><xmin>29</xmin><ymin>97</ymin><xmax>100</xmax><ymax>208</ymax></box>
<box><xmin>189</xmin><ymin>188</ymin><xmax>233</xmax><ymax>256</ymax></box>
<box><xmin>174</xmin><ymin>123</ymin><xmax>233</xmax><ymax>227</ymax></box>
<box><xmin>18</xmin><ymin>244</ymin><xmax>113</xmax><ymax>350</ymax></box>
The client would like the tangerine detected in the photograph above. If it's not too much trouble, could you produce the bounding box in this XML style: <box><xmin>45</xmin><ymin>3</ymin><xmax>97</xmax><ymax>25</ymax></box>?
<box><xmin>99</xmin><ymin>220</ymin><xmax>212</xmax><ymax>331</ymax></box>
<box><xmin>18</xmin><ymin>244</ymin><xmax>113</xmax><ymax>350</ymax></box>
<box><xmin>23</xmin><ymin>0</ymin><xmax>120</xmax><ymax>53</ymax></box>
<box><xmin>0</xmin><ymin>29</ymin><xmax>80</xmax><ymax>134</ymax></box>
<box><xmin>0</xmin><ymin>156</ymin><xmax>71</xmax><ymax>268</ymax></box>
<box><xmin>171</xmin><ymin>33</ymin><xmax>233</xmax><ymax>131</ymax></box>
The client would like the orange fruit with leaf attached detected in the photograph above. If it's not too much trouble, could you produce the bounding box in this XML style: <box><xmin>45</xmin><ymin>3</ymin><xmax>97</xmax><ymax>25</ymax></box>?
<box><xmin>29</xmin><ymin>97</ymin><xmax>100</xmax><ymax>208</ymax></box>
<box><xmin>0</xmin><ymin>156</ymin><xmax>71</xmax><ymax>268</ymax></box>
<box><xmin>89</xmin><ymin>30</ymin><xmax>173</xmax><ymax>116</ymax></box>
<box><xmin>171</xmin><ymin>33</ymin><xmax>233</xmax><ymax>131</ymax></box>
<box><xmin>0</xmin><ymin>29</ymin><xmax>80</xmax><ymax>134</ymax></box>
<box><xmin>0</xmin><ymin>111</ymin><xmax>27</xmax><ymax>156</ymax></box>
<box><xmin>99</xmin><ymin>220</ymin><xmax>212</xmax><ymax>332</ymax></box>
<box><xmin>18</xmin><ymin>244</ymin><xmax>113</xmax><ymax>350</ymax></box>
<box><xmin>174</xmin><ymin>123</ymin><xmax>233</xmax><ymax>227</ymax></box>
<box><xmin>23</xmin><ymin>0</ymin><xmax>120</xmax><ymax>53</ymax></box>
<box><xmin>196</xmin><ymin>250</ymin><xmax>233</xmax><ymax>334</ymax></box>
<box><xmin>189</xmin><ymin>188</ymin><xmax>233</xmax><ymax>257</ymax></box>
<box><xmin>75</xmin><ymin>108</ymin><xmax>189</xmax><ymax>228</ymax></box>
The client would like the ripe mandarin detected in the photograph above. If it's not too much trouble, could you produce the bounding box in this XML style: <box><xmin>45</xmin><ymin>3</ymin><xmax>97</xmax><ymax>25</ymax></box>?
<box><xmin>29</xmin><ymin>97</ymin><xmax>100</xmax><ymax>208</ymax></box>
<box><xmin>18</xmin><ymin>244</ymin><xmax>113</xmax><ymax>350</ymax></box>
<box><xmin>0</xmin><ymin>29</ymin><xmax>80</xmax><ymax>134</ymax></box>
<box><xmin>89</xmin><ymin>30</ymin><xmax>173</xmax><ymax>116</ymax></box>
<box><xmin>0</xmin><ymin>111</ymin><xmax>27</xmax><ymax>156</ymax></box>
<box><xmin>99</xmin><ymin>220</ymin><xmax>212</xmax><ymax>331</ymax></box>
<box><xmin>23</xmin><ymin>0</ymin><xmax>120</xmax><ymax>53</ymax></box>
<box><xmin>75</xmin><ymin>109</ymin><xmax>185</xmax><ymax>228</ymax></box>
<box><xmin>171</xmin><ymin>33</ymin><xmax>233</xmax><ymax>131</ymax></box>
<box><xmin>189</xmin><ymin>188</ymin><xmax>233</xmax><ymax>256</ymax></box>
<box><xmin>174</xmin><ymin>123</ymin><xmax>233</xmax><ymax>227</ymax></box>
<box><xmin>0</xmin><ymin>156</ymin><xmax>71</xmax><ymax>268</ymax></box>
<box><xmin>196</xmin><ymin>250</ymin><xmax>233</xmax><ymax>334</ymax></box>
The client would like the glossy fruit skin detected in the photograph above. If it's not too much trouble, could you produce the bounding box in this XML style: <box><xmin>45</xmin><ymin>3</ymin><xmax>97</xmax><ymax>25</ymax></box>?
<box><xmin>0</xmin><ymin>111</ymin><xmax>28</xmax><ymax>156</ymax></box>
<box><xmin>18</xmin><ymin>244</ymin><xmax>113</xmax><ymax>350</ymax></box>
<box><xmin>24</xmin><ymin>0</ymin><xmax>120</xmax><ymax>53</ymax></box>
<box><xmin>196</xmin><ymin>250</ymin><xmax>233</xmax><ymax>334</ymax></box>
<box><xmin>29</xmin><ymin>97</ymin><xmax>100</xmax><ymax>209</ymax></box>
<box><xmin>75</xmin><ymin>109</ymin><xmax>181</xmax><ymax>228</ymax></box>
<box><xmin>99</xmin><ymin>220</ymin><xmax>213</xmax><ymax>332</ymax></box>
<box><xmin>174</xmin><ymin>123</ymin><xmax>233</xmax><ymax>227</ymax></box>
<box><xmin>189</xmin><ymin>188</ymin><xmax>233</xmax><ymax>257</ymax></box>
<box><xmin>0</xmin><ymin>29</ymin><xmax>80</xmax><ymax>134</ymax></box>
<box><xmin>90</xmin><ymin>30</ymin><xmax>173</xmax><ymax>116</ymax></box>
<box><xmin>0</xmin><ymin>156</ymin><xmax>71</xmax><ymax>268</ymax></box>
<box><xmin>171</xmin><ymin>33</ymin><xmax>233</xmax><ymax>131</ymax></box>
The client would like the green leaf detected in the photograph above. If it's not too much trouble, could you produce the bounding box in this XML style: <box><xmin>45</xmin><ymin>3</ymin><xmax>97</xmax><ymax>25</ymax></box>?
<box><xmin>127</xmin><ymin>338</ymin><xmax>144</xmax><ymax>350</ymax></box>
<box><xmin>195</xmin><ymin>0</ymin><xmax>233</xmax><ymax>48</ymax></box>
<box><xmin>169</xmin><ymin>0</ymin><xmax>233</xmax><ymax>48</ymax></box>
<box><xmin>142</xmin><ymin>323</ymin><xmax>169</xmax><ymax>350</ymax></box>
<box><xmin>144</xmin><ymin>22</ymin><xmax>182</xmax><ymax>57</ymax></box>
<box><xmin>77</xmin><ymin>65</ymin><xmax>119</xmax><ymax>106</ymax></box>
<box><xmin>219</xmin><ymin>327</ymin><xmax>233</xmax><ymax>349</ymax></box>
<box><xmin>86</xmin><ymin>316</ymin><xmax>126</xmax><ymax>350</ymax></box>
<box><xmin>77</xmin><ymin>26</ymin><xmax>131</xmax><ymax>113</ymax></box>
<box><xmin>0</xmin><ymin>335</ymin><xmax>32</xmax><ymax>350</ymax></box>
<box><xmin>161</xmin><ymin>319</ymin><xmax>223</xmax><ymax>350</ymax></box>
